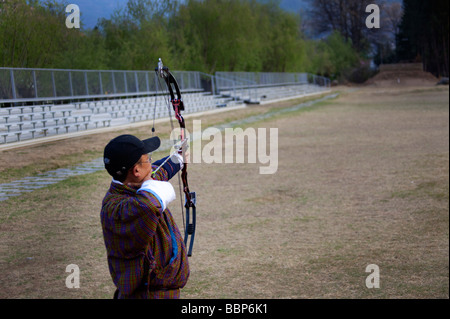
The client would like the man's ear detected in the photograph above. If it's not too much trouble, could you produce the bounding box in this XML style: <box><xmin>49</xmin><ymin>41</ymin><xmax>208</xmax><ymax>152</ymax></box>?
<box><xmin>131</xmin><ymin>164</ymin><xmax>141</xmax><ymax>177</ymax></box>
<box><xmin>125</xmin><ymin>165</ymin><xmax>138</xmax><ymax>182</ymax></box>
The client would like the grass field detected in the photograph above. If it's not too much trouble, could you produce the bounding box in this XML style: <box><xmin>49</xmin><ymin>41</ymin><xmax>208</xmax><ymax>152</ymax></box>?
<box><xmin>0</xmin><ymin>85</ymin><xmax>448</xmax><ymax>299</ymax></box>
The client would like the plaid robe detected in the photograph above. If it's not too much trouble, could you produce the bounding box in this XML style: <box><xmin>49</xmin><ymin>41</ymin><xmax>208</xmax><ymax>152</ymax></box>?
<box><xmin>100</xmin><ymin>156</ymin><xmax>190</xmax><ymax>299</ymax></box>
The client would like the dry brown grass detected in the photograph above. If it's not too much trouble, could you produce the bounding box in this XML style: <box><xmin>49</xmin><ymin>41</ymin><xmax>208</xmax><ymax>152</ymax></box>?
<box><xmin>0</xmin><ymin>85</ymin><xmax>448</xmax><ymax>299</ymax></box>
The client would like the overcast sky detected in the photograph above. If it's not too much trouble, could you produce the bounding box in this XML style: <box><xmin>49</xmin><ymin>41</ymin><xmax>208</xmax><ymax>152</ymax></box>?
<box><xmin>70</xmin><ymin>0</ymin><xmax>126</xmax><ymax>28</ymax></box>
<box><xmin>67</xmin><ymin>0</ymin><xmax>307</xmax><ymax>29</ymax></box>
<box><xmin>68</xmin><ymin>0</ymin><xmax>400</xmax><ymax>29</ymax></box>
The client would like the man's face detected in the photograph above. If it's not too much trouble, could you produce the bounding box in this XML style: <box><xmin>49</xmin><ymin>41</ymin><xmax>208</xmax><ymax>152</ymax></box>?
<box><xmin>134</xmin><ymin>153</ymin><xmax>152</xmax><ymax>181</ymax></box>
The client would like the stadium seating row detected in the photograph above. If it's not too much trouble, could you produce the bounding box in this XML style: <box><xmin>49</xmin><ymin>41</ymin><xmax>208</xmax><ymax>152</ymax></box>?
<box><xmin>0</xmin><ymin>92</ymin><xmax>234</xmax><ymax>144</ymax></box>
<box><xmin>219</xmin><ymin>84</ymin><xmax>324</xmax><ymax>103</ymax></box>
<box><xmin>0</xmin><ymin>85</ymin><xmax>328</xmax><ymax>144</ymax></box>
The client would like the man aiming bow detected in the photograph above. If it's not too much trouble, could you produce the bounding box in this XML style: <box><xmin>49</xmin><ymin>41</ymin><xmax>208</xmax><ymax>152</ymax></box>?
<box><xmin>100</xmin><ymin>134</ymin><xmax>190</xmax><ymax>299</ymax></box>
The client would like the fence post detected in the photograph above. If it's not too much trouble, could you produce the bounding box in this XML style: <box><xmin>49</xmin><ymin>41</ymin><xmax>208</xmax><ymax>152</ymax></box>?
<box><xmin>32</xmin><ymin>70</ymin><xmax>38</xmax><ymax>98</ymax></box>
<box><xmin>180</xmin><ymin>73</ymin><xmax>185</xmax><ymax>91</ymax></box>
<box><xmin>112</xmin><ymin>71</ymin><xmax>117</xmax><ymax>94</ymax></box>
<box><xmin>10</xmin><ymin>69</ymin><xmax>17</xmax><ymax>100</ymax></box>
<box><xmin>124</xmin><ymin>72</ymin><xmax>128</xmax><ymax>93</ymax></box>
<box><xmin>99</xmin><ymin>72</ymin><xmax>103</xmax><ymax>95</ymax></box>
<box><xmin>134</xmin><ymin>71</ymin><xmax>139</xmax><ymax>93</ymax></box>
<box><xmin>145</xmin><ymin>72</ymin><xmax>150</xmax><ymax>92</ymax></box>
<box><xmin>51</xmin><ymin>71</ymin><xmax>57</xmax><ymax>97</ymax></box>
<box><xmin>211</xmin><ymin>74</ymin><xmax>215</xmax><ymax>96</ymax></box>
<box><xmin>84</xmin><ymin>72</ymin><xmax>89</xmax><ymax>95</ymax></box>
<box><xmin>68</xmin><ymin>71</ymin><xmax>74</xmax><ymax>96</ymax></box>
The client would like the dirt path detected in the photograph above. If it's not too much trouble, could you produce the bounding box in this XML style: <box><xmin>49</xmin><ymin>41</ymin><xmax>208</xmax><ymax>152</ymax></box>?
<box><xmin>0</xmin><ymin>85</ymin><xmax>448</xmax><ymax>299</ymax></box>
<box><xmin>187</xmin><ymin>86</ymin><xmax>449</xmax><ymax>298</ymax></box>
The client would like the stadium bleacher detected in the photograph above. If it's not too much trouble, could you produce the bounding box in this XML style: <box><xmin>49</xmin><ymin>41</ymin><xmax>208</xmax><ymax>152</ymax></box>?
<box><xmin>219</xmin><ymin>83</ymin><xmax>328</xmax><ymax>104</ymax></box>
<box><xmin>0</xmin><ymin>68</ymin><xmax>330</xmax><ymax>145</ymax></box>
<box><xmin>0</xmin><ymin>92</ymin><xmax>241</xmax><ymax>144</ymax></box>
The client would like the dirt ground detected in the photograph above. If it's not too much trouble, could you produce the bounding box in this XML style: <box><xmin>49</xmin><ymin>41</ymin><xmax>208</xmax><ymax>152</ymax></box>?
<box><xmin>0</xmin><ymin>84</ymin><xmax>448</xmax><ymax>299</ymax></box>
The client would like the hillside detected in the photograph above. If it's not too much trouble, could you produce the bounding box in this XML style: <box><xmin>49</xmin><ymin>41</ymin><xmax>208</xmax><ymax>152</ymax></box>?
<box><xmin>366</xmin><ymin>63</ymin><xmax>439</xmax><ymax>87</ymax></box>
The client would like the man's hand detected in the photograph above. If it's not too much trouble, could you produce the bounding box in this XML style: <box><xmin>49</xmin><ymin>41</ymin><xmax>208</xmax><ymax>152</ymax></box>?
<box><xmin>177</xmin><ymin>138</ymin><xmax>189</xmax><ymax>164</ymax></box>
<box><xmin>149</xmin><ymin>139</ymin><xmax>189</xmax><ymax>178</ymax></box>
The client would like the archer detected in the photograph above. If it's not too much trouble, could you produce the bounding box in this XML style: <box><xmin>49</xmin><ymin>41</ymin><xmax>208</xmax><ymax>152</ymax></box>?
<box><xmin>100</xmin><ymin>134</ymin><xmax>190</xmax><ymax>299</ymax></box>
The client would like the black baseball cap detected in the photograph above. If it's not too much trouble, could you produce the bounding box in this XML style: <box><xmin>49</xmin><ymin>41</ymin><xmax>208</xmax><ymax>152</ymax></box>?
<box><xmin>104</xmin><ymin>134</ymin><xmax>160</xmax><ymax>179</ymax></box>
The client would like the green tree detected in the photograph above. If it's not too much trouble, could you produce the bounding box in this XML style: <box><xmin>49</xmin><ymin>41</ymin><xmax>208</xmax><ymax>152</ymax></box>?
<box><xmin>304</xmin><ymin>31</ymin><xmax>359</xmax><ymax>80</ymax></box>
<box><xmin>0</xmin><ymin>0</ymin><xmax>363</xmax><ymax>83</ymax></box>
<box><xmin>53</xmin><ymin>28</ymin><xmax>108</xmax><ymax>70</ymax></box>
<box><xmin>0</xmin><ymin>0</ymin><xmax>70</xmax><ymax>68</ymax></box>
<box><xmin>98</xmin><ymin>0</ymin><xmax>173</xmax><ymax>70</ymax></box>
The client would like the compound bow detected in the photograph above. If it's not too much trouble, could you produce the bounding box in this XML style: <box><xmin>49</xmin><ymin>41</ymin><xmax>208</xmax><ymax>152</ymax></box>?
<box><xmin>155</xmin><ymin>58</ymin><xmax>196</xmax><ymax>257</ymax></box>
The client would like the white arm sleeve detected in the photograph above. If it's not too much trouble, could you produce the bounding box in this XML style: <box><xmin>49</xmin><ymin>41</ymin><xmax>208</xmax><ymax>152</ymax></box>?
<box><xmin>137</xmin><ymin>180</ymin><xmax>176</xmax><ymax>211</ymax></box>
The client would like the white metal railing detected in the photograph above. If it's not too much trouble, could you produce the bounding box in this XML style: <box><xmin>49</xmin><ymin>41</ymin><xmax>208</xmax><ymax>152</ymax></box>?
<box><xmin>214</xmin><ymin>71</ymin><xmax>330</xmax><ymax>103</ymax></box>
<box><xmin>0</xmin><ymin>67</ymin><xmax>212</xmax><ymax>105</ymax></box>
